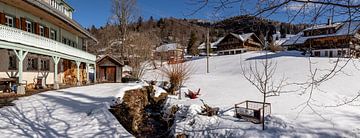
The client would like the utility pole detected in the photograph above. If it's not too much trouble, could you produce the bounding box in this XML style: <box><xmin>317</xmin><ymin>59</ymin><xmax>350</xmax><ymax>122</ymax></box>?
<box><xmin>206</xmin><ymin>28</ymin><xmax>210</xmax><ymax>73</ymax></box>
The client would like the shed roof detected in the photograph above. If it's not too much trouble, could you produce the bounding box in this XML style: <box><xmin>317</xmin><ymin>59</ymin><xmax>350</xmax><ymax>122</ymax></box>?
<box><xmin>96</xmin><ymin>55</ymin><xmax>124</xmax><ymax>66</ymax></box>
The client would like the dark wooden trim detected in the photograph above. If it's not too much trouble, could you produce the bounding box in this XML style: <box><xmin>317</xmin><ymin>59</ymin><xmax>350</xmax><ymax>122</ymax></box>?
<box><xmin>15</xmin><ymin>18</ymin><xmax>20</xmax><ymax>29</ymax></box>
<box><xmin>44</xmin><ymin>27</ymin><xmax>49</xmax><ymax>38</ymax></box>
<box><xmin>20</xmin><ymin>17</ymin><xmax>26</xmax><ymax>31</ymax></box>
<box><xmin>0</xmin><ymin>12</ymin><xmax>5</xmax><ymax>25</ymax></box>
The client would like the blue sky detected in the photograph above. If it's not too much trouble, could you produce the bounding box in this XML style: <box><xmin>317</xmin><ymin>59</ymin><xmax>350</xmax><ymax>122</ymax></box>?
<box><xmin>66</xmin><ymin>0</ymin><xmax>346</xmax><ymax>28</ymax></box>
<box><xmin>67</xmin><ymin>0</ymin><xmax>243</xmax><ymax>28</ymax></box>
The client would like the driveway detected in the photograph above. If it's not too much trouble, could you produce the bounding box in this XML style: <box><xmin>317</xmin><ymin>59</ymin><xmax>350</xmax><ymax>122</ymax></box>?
<box><xmin>0</xmin><ymin>83</ymin><xmax>136</xmax><ymax>138</ymax></box>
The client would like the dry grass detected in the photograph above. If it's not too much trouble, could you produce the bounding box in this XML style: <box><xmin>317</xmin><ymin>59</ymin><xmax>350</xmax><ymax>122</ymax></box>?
<box><xmin>160</xmin><ymin>63</ymin><xmax>193</xmax><ymax>94</ymax></box>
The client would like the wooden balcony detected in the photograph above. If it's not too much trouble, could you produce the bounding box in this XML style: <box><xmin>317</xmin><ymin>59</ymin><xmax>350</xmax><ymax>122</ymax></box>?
<box><xmin>0</xmin><ymin>24</ymin><xmax>96</xmax><ymax>61</ymax></box>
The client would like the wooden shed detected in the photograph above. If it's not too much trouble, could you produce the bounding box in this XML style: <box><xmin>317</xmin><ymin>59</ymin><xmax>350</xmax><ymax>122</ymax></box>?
<box><xmin>96</xmin><ymin>55</ymin><xmax>123</xmax><ymax>83</ymax></box>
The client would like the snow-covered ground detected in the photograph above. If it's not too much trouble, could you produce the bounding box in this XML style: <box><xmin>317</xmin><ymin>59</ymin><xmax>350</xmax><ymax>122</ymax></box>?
<box><xmin>0</xmin><ymin>83</ymin><xmax>142</xmax><ymax>138</ymax></box>
<box><xmin>145</xmin><ymin>51</ymin><xmax>360</xmax><ymax>137</ymax></box>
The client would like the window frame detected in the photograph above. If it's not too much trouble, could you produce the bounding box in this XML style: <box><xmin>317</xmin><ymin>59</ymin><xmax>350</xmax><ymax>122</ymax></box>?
<box><xmin>8</xmin><ymin>54</ymin><xmax>17</xmax><ymax>70</ymax></box>
<box><xmin>25</xmin><ymin>20</ymin><xmax>33</xmax><ymax>33</ymax></box>
<box><xmin>39</xmin><ymin>25</ymin><xmax>45</xmax><ymax>36</ymax></box>
<box><xmin>5</xmin><ymin>15</ymin><xmax>14</xmax><ymax>27</ymax></box>
<box><xmin>50</xmin><ymin>29</ymin><xmax>57</xmax><ymax>41</ymax></box>
<box><xmin>27</xmin><ymin>57</ymin><xmax>38</xmax><ymax>71</ymax></box>
<box><xmin>40</xmin><ymin>59</ymin><xmax>50</xmax><ymax>71</ymax></box>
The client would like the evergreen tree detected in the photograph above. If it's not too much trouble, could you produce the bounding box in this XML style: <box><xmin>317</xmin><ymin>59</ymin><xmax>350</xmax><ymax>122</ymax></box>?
<box><xmin>187</xmin><ymin>31</ymin><xmax>198</xmax><ymax>55</ymax></box>
<box><xmin>136</xmin><ymin>16</ymin><xmax>143</xmax><ymax>31</ymax></box>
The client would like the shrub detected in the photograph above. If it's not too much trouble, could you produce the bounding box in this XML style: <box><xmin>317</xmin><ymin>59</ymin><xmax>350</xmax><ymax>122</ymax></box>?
<box><xmin>160</xmin><ymin>63</ymin><xmax>193</xmax><ymax>95</ymax></box>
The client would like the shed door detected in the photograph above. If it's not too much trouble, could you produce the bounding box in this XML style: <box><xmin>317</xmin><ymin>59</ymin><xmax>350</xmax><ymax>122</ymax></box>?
<box><xmin>106</xmin><ymin>67</ymin><xmax>116</xmax><ymax>82</ymax></box>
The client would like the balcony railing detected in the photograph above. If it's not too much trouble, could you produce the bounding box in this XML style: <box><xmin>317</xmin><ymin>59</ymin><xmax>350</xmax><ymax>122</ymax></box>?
<box><xmin>0</xmin><ymin>24</ymin><xmax>96</xmax><ymax>61</ymax></box>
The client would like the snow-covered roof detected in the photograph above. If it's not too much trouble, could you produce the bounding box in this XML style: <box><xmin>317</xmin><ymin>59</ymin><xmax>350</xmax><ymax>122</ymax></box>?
<box><xmin>198</xmin><ymin>37</ymin><xmax>224</xmax><ymax>49</ymax></box>
<box><xmin>274</xmin><ymin>38</ymin><xmax>290</xmax><ymax>46</ymax></box>
<box><xmin>283</xmin><ymin>21</ymin><xmax>360</xmax><ymax>46</ymax></box>
<box><xmin>96</xmin><ymin>55</ymin><xmax>124</xmax><ymax>66</ymax></box>
<box><xmin>230</xmin><ymin>33</ymin><xmax>255</xmax><ymax>42</ymax></box>
<box><xmin>155</xmin><ymin>43</ymin><xmax>182</xmax><ymax>52</ymax></box>
<box><xmin>303</xmin><ymin>23</ymin><xmax>342</xmax><ymax>31</ymax></box>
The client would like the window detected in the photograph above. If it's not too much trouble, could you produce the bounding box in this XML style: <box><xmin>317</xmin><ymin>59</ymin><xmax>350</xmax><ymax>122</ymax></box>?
<box><xmin>314</xmin><ymin>51</ymin><xmax>321</xmax><ymax>57</ymax></box>
<box><xmin>9</xmin><ymin>55</ymin><xmax>17</xmax><ymax>70</ymax></box>
<box><xmin>62</xmin><ymin>38</ymin><xmax>66</xmax><ymax>44</ymax></box>
<box><xmin>5</xmin><ymin>15</ymin><xmax>14</xmax><ymax>27</ymax></box>
<box><xmin>27</xmin><ymin>58</ymin><xmax>38</xmax><ymax>70</ymax></box>
<box><xmin>50</xmin><ymin>29</ymin><xmax>57</xmax><ymax>40</ymax></box>
<box><xmin>51</xmin><ymin>0</ymin><xmax>55</xmax><ymax>6</ymax></box>
<box><xmin>40</xmin><ymin>59</ymin><xmax>50</xmax><ymax>71</ymax></box>
<box><xmin>39</xmin><ymin>25</ymin><xmax>45</xmax><ymax>36</ymax></box>
<box><xmin>25</xmin><ymin>20</ymin><xmax>32</xmax><ymax>33</ymax></box>
<box><xmin>324</xmin><ymin>51</ymin><xmax>328</xmax><ymax>57</ymax></box>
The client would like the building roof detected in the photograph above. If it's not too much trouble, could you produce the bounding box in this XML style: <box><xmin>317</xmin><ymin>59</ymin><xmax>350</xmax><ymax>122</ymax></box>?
<box><xmin>198</xmin><ymin>37</ymin><xmax>224</xmax><ymax>49</ymax></box>
<box><xmin>96</xmin><ymin>55</ymin><xmax>124</xmax><ymax>66</ymax></box>
<box><xmin>303</xmin><ymin>23</ymin><xmax>342</xmax><ymax>31</ymax></box>
<box><xmin>25</xmin><ymin>0</ymin><xmax>98</xmax><ymax>42</ymax></box>
<box><xmin>283</xmin><ymin>21</ymin><xmax>360</xmax><ymax>46</ymax></box>
<box><xmin>230</xmin><ymin>33</ymin><xmax>255</xmax><ymax>42</ymax></box>
<box><xmin>156</xmin><ymin>43</ymin><xmax>182</xmax><ymax>52</ymax></box>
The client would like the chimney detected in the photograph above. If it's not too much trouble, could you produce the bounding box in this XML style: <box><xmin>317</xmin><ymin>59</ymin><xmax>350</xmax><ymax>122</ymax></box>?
<box><xmin>328</xmin><ymin>17</ymin><xmax>332</xmax><ymax>25</ymax></box>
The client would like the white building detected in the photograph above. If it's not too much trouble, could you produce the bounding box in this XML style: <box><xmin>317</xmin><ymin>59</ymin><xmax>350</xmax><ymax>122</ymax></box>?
<box><xmin>0</xmin><ymin>0</ymin><xmax>97</xmax><ymax>94</ymax></box>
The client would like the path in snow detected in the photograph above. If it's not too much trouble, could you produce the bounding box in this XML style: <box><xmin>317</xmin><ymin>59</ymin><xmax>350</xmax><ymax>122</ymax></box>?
<box><xmin>0</xmin><ymin>83</ymin><xmax>136</xmax><ymax>138</ymax></box>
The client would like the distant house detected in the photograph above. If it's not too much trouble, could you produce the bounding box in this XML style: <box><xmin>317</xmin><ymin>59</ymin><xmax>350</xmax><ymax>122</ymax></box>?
<box><xmin>282</xmin><ymin>20</ymin><xmax>360</xmax><ymax>57</ymax></box>
<box><xmin>216</xmin><ymin>33</ymin><xmax>263</xmax><ymax>55</ymax></box>
<box><xmin>197</xmin><ymin>37</ymin><xmax>224</xmax><ymax>55</ymax></box>
<box><xmin>155</xmin><ymin>43</ymin><xmax>184</xmax><ymax>63</ymax></box>
<box><xmin>96</xmin><ymin>55</ymin><xmax>124</xmax><ymax>83</ymax></box>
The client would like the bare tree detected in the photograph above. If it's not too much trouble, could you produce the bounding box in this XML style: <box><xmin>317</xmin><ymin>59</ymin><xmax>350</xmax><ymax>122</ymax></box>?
<box><xmin>111</xmin><ymin>0</ymin><xmax>137</xmax><ymax>58</ymax></box>
<box><xmin>241</xmin><ymin>51</ymin><xmax>287</xmax><ymax>130</ymax></box>
<box><xmin>127</xmin><ymin>32</ymin><xmax>159</xmax><ymax>79</ymax></box>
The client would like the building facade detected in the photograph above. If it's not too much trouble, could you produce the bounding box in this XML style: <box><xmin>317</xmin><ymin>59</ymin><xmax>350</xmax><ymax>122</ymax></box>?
<box><xmin>197</xmin><ymin>37</ymin><xmax>224</xmax><ymax>56</ymax></box>
<box><xmin>282</xmin><ymin>20</ymin><xmax>360</xmax><ymax>57</ymax></box>
<box><xmin>216</xmin><ymin>33</ymin><xmax>263</xmax><ymax>55</ymax></box>
<box><xmin>0</xmin><ymin>0</ymin><xmax>97</xmax><ymax>94</ymax></box>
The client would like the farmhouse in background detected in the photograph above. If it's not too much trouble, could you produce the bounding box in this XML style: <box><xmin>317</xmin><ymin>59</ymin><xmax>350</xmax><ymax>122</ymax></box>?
<box><xmin>155</xmin><ymin>43</ymin><xmax>184</xmax><ymax>64</ymax></box>
<box><xmin>272</xmin><ymin>31</ymin><xmax>296</xmax><ymax>47</ymax></box>
<box><xmin>282</xmin><ymin>20</ymin><xmax>360</xmax><ymax>57</ymax></box>
<box><xmin>96</xmin><ymin>55</ymin><xmax>123</xmax><ymax>83</ymax></box>
<box><xmin>197</xmin><ymin>37</ymin><xmax>224</xmax><ymax>55</ymax></box>
<box><xmin>0</xmin><ymin>0</ymin><xmax>97</xmax><ymax>94</ymax></box>
<box><xmin>216</xmin><ymin>33</ymin><xmax>263</xmax><ymax>55</ymax></box>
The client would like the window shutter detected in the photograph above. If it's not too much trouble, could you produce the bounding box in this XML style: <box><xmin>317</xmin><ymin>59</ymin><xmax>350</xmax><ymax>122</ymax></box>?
<box><xmin>15</xmin><ymin>18</ymin><xmax>20</xmax><ymax>29</ymax></box>
<box><xmin>44</xmin><ymin>27</ymin><xmax>49</xmax><ymax>38</ymax></box>
<box><xmin>0</xmin><ymin>12</ymin><xmax>5</xmax><ymax>25</ymax></box>
<box><xmin>34</xmin><ymin>22</ymin><xmax>39</xmax><ymax>34</ymax></box>
<box><xmin>20</xmin><ymin>17</ymin><xmax>26</xmax><ymax>31</ymax></box>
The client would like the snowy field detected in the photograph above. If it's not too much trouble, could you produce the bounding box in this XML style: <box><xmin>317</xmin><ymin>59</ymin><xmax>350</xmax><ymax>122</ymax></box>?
<box><xmin>0</xmin><ymin>83</ymin><xmax>140</xmax><ymax>138</ymax></box>
<box><xmin>145</xmin><ymin>51</ymin><xmax>360</xmax><ymax>137</ymax></box>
